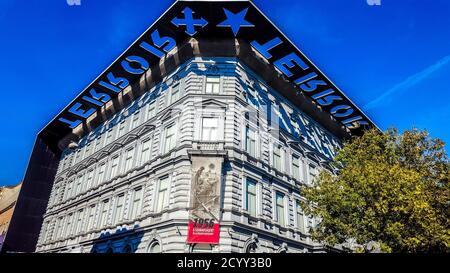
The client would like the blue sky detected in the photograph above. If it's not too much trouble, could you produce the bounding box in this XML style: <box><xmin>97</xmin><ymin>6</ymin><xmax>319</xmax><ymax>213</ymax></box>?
<box><xmin>0</xmin><ymin>0</ymin><xmax>449</xmax><ymax>186</ymax></box>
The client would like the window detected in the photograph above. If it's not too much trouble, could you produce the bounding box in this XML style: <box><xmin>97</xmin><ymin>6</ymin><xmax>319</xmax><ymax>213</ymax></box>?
<box><xmin>46</xmin><ymin>222</ymin><xmax>53</xmax><ymax>242</ymax></box>
<box><xmin>91</xmin><ymin>138</ymin><xmax>98</xmax><ymax>154</ymax></box>
<box><xmin>201</xmin><ymin>117</ymin><xmax>219</xmax><ymax>141</ymax></box>
<box><xmin>41</xmin><ymin>221</ymin><xmax>49</xmax><ymax>242</ymax></box>
<box><xmin>85</xmin><ymin>143</ymin><xmax>92</xmax><ymax>158</ymax></box>
<box><xmin>131</xmin><ymin>187</ymin><xmax>143</xmax><ymax>219</ymax></box>
<box><xmin>75</xmin><ymin>150</ymin><xmax>81</xmax><ymax>163</ymax></box>
<box><xmin>52</xmin><ymin>187</ymin><xmax>60</xmax><ymax>205</ymax></box>
<box><xmin>163</xmin><ymin>124</ymin><xmax>176</xmax><ymax>154</ymax></box>
<box><xmin>69</xmin><ymin>154</ymin><xmax>75</xmax><ymax>166</ymax></box>
<box><xmin>87</xmin><ymin>205</ymin><xmax>96</xmax><ymax>230</ymax></box>
<box><xmin>95</xmin><ymin>135</ymin><xmax>102</xmax><ymax>152</ymax></box>
<box><xmin>65</xmin><ymin>214</ymin><xmax>73</xmax><ymax>237</ymax></box>
<box><xmin>148</xmin><ymin>242</ymin><xmax>161</xmax><ymax>253</ymax></box>
<box><xmin>169</xmin><ymin>83</ymin><xmax>180</xmax><ymax>104</ymax></box>
<box><xmin>100</xmin><ymin>199</ymin><xmax>110</xmax><ymax>227</ymax></box>
<box><xmin>76</xmin><ymin>209</ymin><xmax>84</xmax><ymax>234</ymax></box>
<box><xmin>81</xmin><ymin>173</ymin><xmax>88</xmax><ymax>193</ymax></box>
<box><xmin>75</xmin><ymin>175</ymin><xmax>83</xmax><ymax>195</ymax></box>
<box><xmin>147</xmin><ymin>101</ymin><xmax>156</xmax><ymax>119</ymax></box>
<box><xmin>156</xmin><ymin>177</ymin><xmax>170</xmax><ymax>212</ymax></box>
<box><xmin>205</xmin><ymin>76</ymin><xmax>220</xmax><ymax>94</ymax></box>
<box><xmin>114</xmin><ymin>194</ymin><xmax>125</xmax><ymax>224</ymax></box>
<box><xmin>308</xmin><ymin>164</ymin><xmax>318</xmax><ymax>184</ymax></box>
<box><xmin>292</xmin><ymin>155</ymin><xmax>301</xmax><ymax>180</ymax></box>
<box><xmin>105</xmin><ymin>127</ymin><xmax>114</xmax><ymax>145</ymax></box>
<box><xmin>56</xmin><ymin>217</ymin><xmax>64</xmax><ymax>240</ymax></box>
<box><xmin>131</xmin><ymin>110</ymin><xmax>140</xmax><ymax>129</ymax></box>
<box><xmin>118</xmin><ymin>120</ymin><xmax>126</xmax><ymax>138</ymax></box>
<box><xmin>246</xmin><ymin>179</ymin><xmax>257</xmax><ymax>217</ymax></box>
<box><xmin>141</xmin><ymin>138</ymin><xmax>152</xmax><ymax>164</ymax></box>
<box><xmin>86</xmin><ymin>169</ymin><xmax>94</xmax><ymax>190</ymax></box>
<box><xmin>273</xmin><ymin>145</ymin><xmax>282</xmax><ymax>171</ymax></box>
<box><xmin>245</xmin><ymin>126</ymin><xmax>257</xmax><ymax>157</ymax></box>
<box><xmin>245</xmin><ymin>242</ymin><xmax>258</xmax><ymax>253</ymax></box>
<box><xmin>124</xmin><ymin>148</ymin><xmax>134</xmax><ymax>172</ymax></box>
<box><xmin>110</xmin><ymin>155</ymin><xmax>120</xmax><ymax>178</ymax></box>
<box><xmin>65</xmin><ymin>180</ymin><xmax>73</xmax><ymax>200</ymax></box>
<box><xmin>296</xmin><ymin>200</ymin><xmax>305</xmax><ymax>233</ymax></box>
<box><xmin>56</xmin><ymin>187</ymin><xmax>62</xmax><ymax>203</ymax></box>
<box><xmin>51</xmin><ymin>218</ymin><xmax>57</xmax><ymax>240</ymax></box>
<box><xmin>97</xmin><ymin>163</ymin><xmax>106</xmax><ymax>185</ymax></box>
<box><xmin>191</xmin><ymin>244</ymin><xmax>213</xmax><ymax>253</ymax></box>
<box><xmin>275</xmin><ymin>192</ymin><xmax>285</xmax><ymax>226</ymax></box>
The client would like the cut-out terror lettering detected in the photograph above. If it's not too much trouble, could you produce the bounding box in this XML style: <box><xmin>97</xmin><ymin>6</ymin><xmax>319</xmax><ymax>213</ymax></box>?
<box><xmin>58</xmin><ymin>3</ymin><xmax>369</xmax><ymax>132</ymax></box>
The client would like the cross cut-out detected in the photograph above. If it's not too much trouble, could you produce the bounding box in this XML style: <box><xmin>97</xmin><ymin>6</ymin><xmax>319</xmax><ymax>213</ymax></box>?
<box><xmin>171</xmin><ymin>7</ymin><xmax>208</xmax><ymax>36</ymax></box>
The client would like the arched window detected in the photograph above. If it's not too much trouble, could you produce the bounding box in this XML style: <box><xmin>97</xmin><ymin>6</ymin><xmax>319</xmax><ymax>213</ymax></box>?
<box><xmin>243</xmin><ymin>234</ymin><xmax>259</xmax><ymax>253</ymax></box>
<box><xmin>190</xmin><ymin>244</ymin><xmax>213</xmax><ymax>253</ymax></box>
<box><xmin>123</xmin><ymin>244</ymin><xmax>132</xmax><ymax>253</ymax></box>
<box><xmin>245</xmin><ymin>242</ymin><xmax>257</xmax><ymax>253</ymax></box>
<box><xmin>148</xmin><ymin>241</ymin><xmax>162</xmax><ymax>253</ymax></box>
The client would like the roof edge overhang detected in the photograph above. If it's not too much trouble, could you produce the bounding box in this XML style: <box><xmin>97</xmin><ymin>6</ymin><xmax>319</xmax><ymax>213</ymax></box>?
<box><xmin>56</xmin><ymin>38</ymin><xmax>351</xmax><ymax>151</ymax></box>
<box><xmin>36</xmin><ymin>0</ymin><xmax>377</xmax><ymax>153</ymax></box>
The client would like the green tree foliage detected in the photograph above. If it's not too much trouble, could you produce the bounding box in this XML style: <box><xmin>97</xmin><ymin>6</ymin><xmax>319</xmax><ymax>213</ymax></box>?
<box><xmin>300</xmin><ymin>128</ymin><xmax>450</xmax><ymax>253</ymax></box>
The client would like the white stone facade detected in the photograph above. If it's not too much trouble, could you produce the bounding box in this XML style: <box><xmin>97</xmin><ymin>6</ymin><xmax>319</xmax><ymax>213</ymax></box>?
<box><xmin>35</xmin><ymin>57</ymin><xmax>341</xmax><ymax>253</ymax></box>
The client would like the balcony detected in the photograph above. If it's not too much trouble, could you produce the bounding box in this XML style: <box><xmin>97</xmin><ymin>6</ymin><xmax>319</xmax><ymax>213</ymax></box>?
<box><xmin>188</xmin><ymin>140</ymin><xmax>227</xmax><ymax>157</ymax></box>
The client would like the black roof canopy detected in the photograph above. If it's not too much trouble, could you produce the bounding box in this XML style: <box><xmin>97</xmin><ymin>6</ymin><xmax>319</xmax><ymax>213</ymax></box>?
<box><xmin>40</xmin><ymin>0</ymin><xmax>377</xmax><ymax>152</ymax></box>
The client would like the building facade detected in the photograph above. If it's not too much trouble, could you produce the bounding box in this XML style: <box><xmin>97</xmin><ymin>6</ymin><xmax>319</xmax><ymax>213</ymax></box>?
<box><xmin>35</xmin><ymin>58</ymin><xmax>342</xmax><ymax>253</ymax></box>
<box><xmin>0</xmin><ymin>183</ymin><xmax>22</xmax><ymax>251</ymax></box>
<box><xmin>3</xmin><ymin>0</ymin><xmax>376</xmax><ymax>253</ymax></box>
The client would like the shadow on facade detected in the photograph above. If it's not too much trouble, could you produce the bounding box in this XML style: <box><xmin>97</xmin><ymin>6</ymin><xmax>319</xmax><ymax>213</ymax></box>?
<box><xmin>90</xmin><ymin>224</ymin><xmax>144</xmax><ymax>253</ymax></box>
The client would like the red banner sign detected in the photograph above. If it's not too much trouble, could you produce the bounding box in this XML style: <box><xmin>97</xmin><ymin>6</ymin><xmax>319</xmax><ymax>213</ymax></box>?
<box><xmin>187</xmin><ymin>220</ymin><xmax>220</xmax><ymax>244</ymax></box>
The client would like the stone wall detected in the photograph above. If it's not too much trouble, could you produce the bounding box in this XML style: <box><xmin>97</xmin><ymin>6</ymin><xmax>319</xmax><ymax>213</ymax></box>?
<box><xmin>36</xmin><ymin>57</ymin><xmax>340</xmax><ymax>253</ymax></box>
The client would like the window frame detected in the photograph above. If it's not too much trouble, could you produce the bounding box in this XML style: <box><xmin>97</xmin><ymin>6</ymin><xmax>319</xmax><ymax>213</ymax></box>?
<box><xmin>87</xmin><ymin>204</ymin><xmax>96</xmax><ymax>231</ymax></box>
<box><xmin>155</xmin><ymin>176</ymin><xmax>171</xmax><ymax>213</ymax></box>
<box><xmin>275</xmin><ymin>191</ymin><xmax>286</xmax><ymax>226</ymax></box>
<box><xmin>295</xmin><ymin>199</ymin><xmax>306</xmax><ymax>233</ymax></box>
<box><xmin>130</xmin><ymin>186</ymin><xmax>144</xmax><ymax>220</ymax></box>
<box><xmin>100</xmin><ymin>199</ymin><xmax>110</xmax><ymax>228</ymax></box>
<box><xmin>114</xmin><ymin>194</ymin><xmax>125</xmax><ymax>224</ymax></box>
<box><xmin>147</xmin><ymin>100</ymin><xmax>157</xmax><ymax>120</ymax></box>
<box><xmin>96</xmin><ymin>161</ymin><xmax>107</xmax><ymax>185</ymax></box>
<box><xmin>204</xmin><ymin>75</ymin><xmax>221</xmax><ymax>94</ymax></box>
<box><xmin>162</xmin><ymin>123</ymin><xmax>177</xmax><ymax>154</ymax></box>
<box><xmin>272</xmin><ymin>144</ymin><xmax>284</xmax><ymax>172</ymax></box>
<box><xmin>86</xmin><ymin>168</ymin><xmax>95</xmax><ymax>190</ymax></box>
<box><xmin>168</xmin><ymin>82</ymin><xmax>181</xmax><ymax>105</ymax></box>
<box><xmin>124</xmin><ymin>146</ymin><xmax>135</xmax><ymax>173</ymax></box>
<box><xmin>201</xmin><ymin>116</ymin><xmax>220</xmax><ymax>141</ymax></box>
<box><xmin>245</xmin><ymin>125</ymin><xmax>258</xmax><ymax>157</ymax></box>
<box><xmin>117</xmin><ymin>118</ymin><xmax>127</xmax><ymax>138</ymax></box>
<box><xmin>292</xmin><ymin>154</ymin><xmax>302</xmax><ymax>181</ymax></box>
<box><xmin>130</xmin><ymin>109</ymin><xmax>141</xmax><ymax>130</ymax></box>
<box><xmin>140</xmin><ymin>136</ymin><xmax>153</xmax><ymax>165</ymax></box>
<box><xmin>245</xmin><ymin>179</ymin><xmax>258</xmax><ymax>217</ymax></box>
<box><xmin>109</xmin><ymin>154</ymin><xmax>121</xmax><ymax>179</ymax></box>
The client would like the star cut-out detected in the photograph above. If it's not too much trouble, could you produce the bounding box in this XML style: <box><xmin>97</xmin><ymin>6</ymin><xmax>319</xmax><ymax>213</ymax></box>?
<box><xmin>217</xmin><ymin>8</ymin><xmax>254</xmax><ymax>36</ymax></box>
